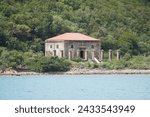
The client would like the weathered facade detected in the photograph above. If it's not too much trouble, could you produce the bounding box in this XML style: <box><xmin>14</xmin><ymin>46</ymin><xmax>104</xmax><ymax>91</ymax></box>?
<box><xmin>45</xmin><ymin>33</ymin><xmax>101</xmax><ymax>60</ymax></box>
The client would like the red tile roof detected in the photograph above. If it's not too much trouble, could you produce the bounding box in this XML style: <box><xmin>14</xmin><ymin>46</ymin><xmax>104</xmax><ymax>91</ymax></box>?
<box><xmin>46</xmin><ymin>33</ymin><xmax>99</xmax><ymax>42</ymax></box>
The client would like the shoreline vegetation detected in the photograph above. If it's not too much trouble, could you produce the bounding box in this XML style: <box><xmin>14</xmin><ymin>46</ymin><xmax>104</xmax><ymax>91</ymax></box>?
<box><xmin>0</xmin><ymin>51</ymin><xmax>150</xmax><ymax>75</ymax></box>
<box><xmin>0</xmin><ymin>55</ymin><xmax>150</xmax><ymax>75</ymax></box>
<box><xmin>0</xmin><ymin>68</ymin><xmax>150</xmax><ymax>75</ymax></box>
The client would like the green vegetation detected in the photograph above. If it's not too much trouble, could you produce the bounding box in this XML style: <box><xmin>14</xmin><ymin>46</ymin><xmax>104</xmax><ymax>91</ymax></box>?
<box><xmin>0</xmin><ymin>0</ymin><xmax>150</xmax><ymax>72</ymax></box>
<box><xmin>0</xmin><ymin>48</ymin><xmax>71</xmax><ymax>72</ymax></box>
<box><xmin>99</xmin><ymin>55</ymin><xmax>150</xmax><ymax>69</ymax></box>
<box><xmin>72</xmin><ymin>55</ymin><xmax>150</xmax><ymax>70</ymax></box>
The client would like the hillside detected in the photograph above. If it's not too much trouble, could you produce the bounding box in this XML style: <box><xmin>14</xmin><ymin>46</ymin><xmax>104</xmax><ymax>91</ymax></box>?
<box><xmin>0</xmin><ymin>0</ymin><xmax>150</xmax><ymax>72</ymax></box>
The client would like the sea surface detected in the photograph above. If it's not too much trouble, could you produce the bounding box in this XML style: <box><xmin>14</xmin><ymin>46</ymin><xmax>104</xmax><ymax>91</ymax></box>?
<box><xmin>0</xmin><ymin>74</ymin><xmax>150</xmax><ymax>100</ymax></box>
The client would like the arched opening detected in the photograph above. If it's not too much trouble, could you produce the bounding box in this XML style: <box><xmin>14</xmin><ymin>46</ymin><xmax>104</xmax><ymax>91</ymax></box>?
<box><xmin>80</xmin><ymin>50</ymin><xmax>85</xmax><ymax>59</ymax></box>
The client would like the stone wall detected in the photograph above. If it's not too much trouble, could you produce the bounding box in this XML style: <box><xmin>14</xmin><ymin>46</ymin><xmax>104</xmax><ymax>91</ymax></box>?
<box><xmin>45</xmin><ymin>41</ymin><xmax>64</xmax><ymax>57</ymax></box>
<box><xmin>64</xmin><ymin>41</ymin><xmax>101</xmax><ymax>60</ymax></box>
<box><xmin>45</xmin><ymin>40</ymin><xmax>101</xmax><ymax>60</ymax></box>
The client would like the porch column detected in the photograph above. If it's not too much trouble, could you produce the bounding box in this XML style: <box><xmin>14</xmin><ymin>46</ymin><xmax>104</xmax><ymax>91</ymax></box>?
<box><xmin>92</xmin><ymin>51</ymin><xmax>95</xmax><ymax>60</ymax></box>
<box><xmin>99</xmin><ymin>50</ymin><xmax>101</xmax><ymax>61</ymax></box>
<box><xmin>100</xmin><ymin>49</ymin><xmax>104</xmax><ymax>61</ymax></box>
<box><xmin>68</xmin><ymin>51</ymin><xmax>71</xmax><ymax>59</ymax></box>
<box><xmin>117</xmin><ymin>49</ymin><xmax>120</xmax><ymax>60</ymax></box>
<box><xmin>72</xmin><ymin>50</ymin><xmax>74</xmax><ymax>59</ymax></box>
<box><xmin>85</xmin><ymin>51</ymin><xmax>88</xmax><ymax>60</ymax></box>
<box><xmin>109</xmin><ymin>49</ymin><xmax>112</xmax><ymax>61</ymax></box>
<box><xmin>77</xmin><ymin>50</ymin><xmax>80</xmax><ymax>58</ymax></box>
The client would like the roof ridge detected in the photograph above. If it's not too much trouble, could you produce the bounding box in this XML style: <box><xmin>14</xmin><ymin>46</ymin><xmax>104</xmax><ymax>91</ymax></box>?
<box><xmin>46</xmin><ymin>32</ymin><xmax>99</xmax><ymax>42</ymax></box>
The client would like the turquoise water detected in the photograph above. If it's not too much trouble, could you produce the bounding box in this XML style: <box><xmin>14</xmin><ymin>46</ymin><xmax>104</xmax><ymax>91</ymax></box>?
<box><xmin>0</xmin><ymin>74</ymin><xmax>150</xmax><ymax>100</ymax></box>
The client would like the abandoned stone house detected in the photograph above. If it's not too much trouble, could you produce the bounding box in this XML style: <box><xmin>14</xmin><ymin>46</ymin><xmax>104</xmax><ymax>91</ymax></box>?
<box><xmin>45</xmin><ymin>33</ymin><xmax>101</xmax><ymax>61</ymax></box>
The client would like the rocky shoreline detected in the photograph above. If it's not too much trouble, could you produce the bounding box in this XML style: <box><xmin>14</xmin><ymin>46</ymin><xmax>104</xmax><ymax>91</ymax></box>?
<box><xmin>65</xmin><ymin>68</ymin><xmax>150</xmax><ymax>74</ymax></box>
<box><xmin>0</xmin><ymin>68</ymin><xmax>150</xmax><ymax>75</ymax></box>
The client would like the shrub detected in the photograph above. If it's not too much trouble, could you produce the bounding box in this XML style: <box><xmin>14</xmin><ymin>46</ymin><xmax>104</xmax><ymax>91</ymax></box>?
<box><xmin>71</xmin><ymin>57</ymin><xmax>82</xmax><ymax>62</ymax></box>
<box><xmin>99</xmin><ymin>60</ymin><xmax>127</xmax><ymax>70</ymax></box>
<box><xmin>126</xmin><ymin>56</ymin><xmax>150</xmax><ymax>69</ymax></box>
<box><xmin>41</xmin><ymin>57</ymin><xmax>71</xmax><ymax>72</ymax></box>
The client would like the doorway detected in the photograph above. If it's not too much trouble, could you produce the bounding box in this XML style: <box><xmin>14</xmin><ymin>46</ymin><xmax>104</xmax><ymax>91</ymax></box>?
<box><xmin>80</xmin><ymin>50</ymin><xmax>85</xmax><ymax>59</ymax></box>
<box><xmin>61</xmin><ymin>50</ymin><xmax>63</xmax><ymax>57</ymax></box>
<box><xmin>53</xmin><ymin>50</ymin><xmax>56</xmax><ymax>56</ymax></box>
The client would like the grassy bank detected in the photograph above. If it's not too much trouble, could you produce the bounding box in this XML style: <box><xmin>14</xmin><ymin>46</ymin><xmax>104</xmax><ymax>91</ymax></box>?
<box><xmin>70</xmin><ymin>55</ymin><xmax>150</xmax><ymax>70</ymax></box>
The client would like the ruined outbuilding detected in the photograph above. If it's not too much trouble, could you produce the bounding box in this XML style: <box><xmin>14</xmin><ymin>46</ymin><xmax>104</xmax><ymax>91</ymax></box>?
<box><xmin>45</xmin><ymin>33</ymin><xmax>101</xmax><ymax>61</ymax></box>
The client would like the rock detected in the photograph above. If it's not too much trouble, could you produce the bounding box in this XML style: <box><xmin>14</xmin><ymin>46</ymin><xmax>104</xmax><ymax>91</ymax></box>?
<box><xmin>0</xmin><ymin>68</ymin><xmax>17</xmax><ymax>75</ymax></box>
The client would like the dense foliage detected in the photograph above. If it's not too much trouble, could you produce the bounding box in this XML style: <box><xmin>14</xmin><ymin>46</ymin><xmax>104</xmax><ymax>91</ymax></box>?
<box><xmin>0</xmin><ymin>0</ymin><xmax>150</xmax><ymax>71</ymax></box>
<box><xmin>0</xmin><ymin>47</ymin><xmax>71</xmax><ymax>72</ymax></box>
